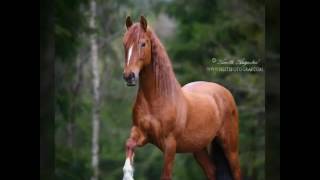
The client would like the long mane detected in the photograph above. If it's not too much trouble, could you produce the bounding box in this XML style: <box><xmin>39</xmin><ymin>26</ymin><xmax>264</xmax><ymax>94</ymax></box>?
<box><xmin>149</xmin><ymin>28</ymin><xmax>181</xmax><ymax>99</ymax></box>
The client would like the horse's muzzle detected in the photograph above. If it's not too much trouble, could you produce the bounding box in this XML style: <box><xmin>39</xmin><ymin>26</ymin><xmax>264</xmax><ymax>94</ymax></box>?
<box><xmin>123</xmin><ymin>72</ymin><xmax>136</xmax><ymax>86</ymax></box>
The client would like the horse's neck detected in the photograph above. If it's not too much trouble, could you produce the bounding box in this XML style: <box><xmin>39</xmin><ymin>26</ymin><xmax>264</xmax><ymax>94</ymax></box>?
<box><xmin>138</xmin><ymin>34</ymin><xmax>182</xmax><ymax>105</ymax></box>
<box><xmin>138</xmin><ymin>63</ymin><xmax>182</xmax><ymax>105</ymax></box>
<box><xmin>138</xmin><ymin>65</ymin><xmax>158</xmax><ymax>101</ymax></box>
<box><xmin>137</xmin><ymin>58</ymin><xmax>187</xmax><ymax>124</ymax></box>
<box><xmin>138</xmin><ymin>32</ymin><xmax>182</xmax><ymax>105</ymax></box>
<box><xmin>136</xmin><ymin>31</ymin><xmax>188</xmax><ymax>126</ymax></box>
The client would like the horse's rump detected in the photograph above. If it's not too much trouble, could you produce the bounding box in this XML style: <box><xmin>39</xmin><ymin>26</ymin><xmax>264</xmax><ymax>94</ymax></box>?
<box><xmin>182</xmin><ymin>81</ymin><xmax>237</xmax><ymax>121</ymax></box>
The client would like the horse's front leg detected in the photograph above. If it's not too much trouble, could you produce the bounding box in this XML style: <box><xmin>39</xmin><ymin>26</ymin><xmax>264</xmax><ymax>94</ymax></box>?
<box><xmin>123</xmin><ymin>126</ymin><xmax>147</xmax><ymax>180</ymax></box>
<box><xmin>161</xmin><ymin>136</ymin><xmax>177</xmax><ymax>180</ymax></box>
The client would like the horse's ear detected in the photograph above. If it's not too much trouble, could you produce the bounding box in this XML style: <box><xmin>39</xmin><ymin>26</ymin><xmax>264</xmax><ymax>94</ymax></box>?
<box><xmin>140</xmin><ymin>16</ymin><xmax>147</xmax><ymax>31</ymax></box>
<box><xmin>126</xmin><ymin>16</ymin><xmax>133</xmax><ymax>29</ymax></box>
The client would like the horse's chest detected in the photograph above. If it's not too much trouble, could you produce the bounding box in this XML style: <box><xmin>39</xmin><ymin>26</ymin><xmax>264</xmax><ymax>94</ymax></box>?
<box><xmin>134</xmin><ymin>107</ymin><xmax>175</xmax><ymax>148</ymax></box>
<box><xmin>136</xmin><ymin>112</ymin><xmax>155</xmax><ymax>130</ymax></box>
<box><xmin>136</xmin><ymin>113</ymin><xmax>162</xmax><ymax>143</ymax></box>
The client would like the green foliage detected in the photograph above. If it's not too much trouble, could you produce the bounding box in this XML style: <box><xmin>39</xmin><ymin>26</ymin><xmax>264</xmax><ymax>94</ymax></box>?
<box><xmin>54</xmin><ymin>0</ymin><xmax>89</xmax><ymax>61</ymax></box>
<box><xmin>55</xmin><ymin>146</ymin><xmax>91</xmax><ymax>180</ymax></box>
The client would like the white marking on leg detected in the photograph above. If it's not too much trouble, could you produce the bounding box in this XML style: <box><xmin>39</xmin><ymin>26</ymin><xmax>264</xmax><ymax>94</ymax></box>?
<box><xmin>127</xmin><ymin>45</ymin><xmax>133</xmax><ymax>66</ymax></box>
<box><xmin>123</xmin><ymin>158</ymin><xmax>134</xmax><ymax>180</ymax></box>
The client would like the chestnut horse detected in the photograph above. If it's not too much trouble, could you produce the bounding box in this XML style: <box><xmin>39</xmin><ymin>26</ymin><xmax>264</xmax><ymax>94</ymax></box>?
<box><xmin>122</xmin><ymin>16</ymin><xmax>241</xmax><ymax>180</ymax></box>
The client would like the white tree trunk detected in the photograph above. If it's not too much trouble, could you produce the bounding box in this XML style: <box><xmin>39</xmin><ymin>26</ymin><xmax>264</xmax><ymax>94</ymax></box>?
<box><xmin>90</xmin><ymin>0</ymin><xmax>100</xmax><ymax>180</ymax></box>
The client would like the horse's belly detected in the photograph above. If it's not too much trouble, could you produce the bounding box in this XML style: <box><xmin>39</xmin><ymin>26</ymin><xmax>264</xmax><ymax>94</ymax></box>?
<box><xmin>176</xmin><ymin>131</ymin><xmax>215</xmax><ymax>153</ymax></box>
<box><xmin>176</xmin><ymin>94</ymin><xmax>222</xmax><ymax>153</ymax></box>
<box><xmin>176</xmin><ymin>119</ymin><xmax>219</xmax><ymax>152</ymax></box>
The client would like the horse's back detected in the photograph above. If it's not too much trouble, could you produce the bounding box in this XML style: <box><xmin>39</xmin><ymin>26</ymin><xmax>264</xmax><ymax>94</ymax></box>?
<box><xmin>182</xmin><ymin>81</ymin><xmax>228</xmax><ymax>95</ymax></box>
<box><xmin>182</xmin><ymin>81</ymin><xmax>238</xmax><ymax>120</ymax></box>
<box><xmin>182</xmin><ymin>81</ymin><xmax>230</xmax><ymax>97</ymax></box>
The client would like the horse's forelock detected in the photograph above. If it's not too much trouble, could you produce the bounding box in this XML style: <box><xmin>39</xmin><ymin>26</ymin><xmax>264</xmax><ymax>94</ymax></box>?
<box><xmin>124</xmin><ymin>24</ymin><xmax>144</xmax><ymax>48</ymax></box>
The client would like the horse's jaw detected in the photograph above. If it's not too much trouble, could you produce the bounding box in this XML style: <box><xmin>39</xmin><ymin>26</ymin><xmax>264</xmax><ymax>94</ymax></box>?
<box><xmin>123</xmin><ymin>158</ymin><xmax>134</xmax><ymax>180</ymax></box>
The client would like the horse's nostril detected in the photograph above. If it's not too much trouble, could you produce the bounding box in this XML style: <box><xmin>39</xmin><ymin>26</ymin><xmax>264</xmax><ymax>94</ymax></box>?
<box><xmin>123</xmin><ymin>72</ymin><xmax>135</xmax><ymax>82</ymax></box>
<box><xmin>129</xmin><ymin>72</ymin><xmax>135</xmax><ymax>80</ymax></box>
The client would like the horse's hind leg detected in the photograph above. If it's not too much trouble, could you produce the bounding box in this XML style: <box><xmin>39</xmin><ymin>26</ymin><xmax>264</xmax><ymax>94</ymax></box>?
<box><xmin>193</xmin><ymin>149</ymin><xmax>216</xmax><ymax>180</ymax></box>
<box><xmin>216</xmin><ymin>117</ymin><xmax>242</xmax><ymax>180</ymax></box>
<box><xmin>220</xmin><ymin>145</ymin><xmax>241</xmax><ymax>180</ymax></box>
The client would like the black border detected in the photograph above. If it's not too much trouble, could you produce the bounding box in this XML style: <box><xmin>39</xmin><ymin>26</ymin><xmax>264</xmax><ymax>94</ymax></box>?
<box><xmin>40</xmin><ymin>0</ymin><xmax>54</xmax><ymax>179</ymax></box>
<box><xmin>265</xmin><ymin>0</ymin><xmax>280</xmax><ymax>179</ymax></box>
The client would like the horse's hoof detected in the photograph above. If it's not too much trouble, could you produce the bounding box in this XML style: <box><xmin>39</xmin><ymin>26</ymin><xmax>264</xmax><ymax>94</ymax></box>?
<box><xmin>123</xmin><ymin>158</ymin><xmax>134</xmax><ymax>180</ymax></box>
<box><xmin>123</xmin><ymin>175</ymin><xmax>134</xmax><ymax>180</ymax></box>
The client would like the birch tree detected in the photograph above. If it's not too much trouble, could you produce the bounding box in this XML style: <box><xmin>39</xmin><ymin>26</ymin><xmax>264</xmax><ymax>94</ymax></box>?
<box><xmin>90</xmin><ymin>0</ymin><xmax>100</xmax><ymax>179</ymax></box>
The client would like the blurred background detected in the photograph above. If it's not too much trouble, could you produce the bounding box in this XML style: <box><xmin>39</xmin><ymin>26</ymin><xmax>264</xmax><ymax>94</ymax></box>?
<box><xmin>53</xmin><ymin>0</ymin><xmax>265</xmax><ymax>180</ymax></box>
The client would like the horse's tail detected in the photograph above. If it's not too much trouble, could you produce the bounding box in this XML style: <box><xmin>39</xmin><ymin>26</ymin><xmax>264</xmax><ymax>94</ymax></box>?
<box><xmin>208</xmin><ymin>139</ymin><xmax>233</xmax><ymax>180</ymax></box>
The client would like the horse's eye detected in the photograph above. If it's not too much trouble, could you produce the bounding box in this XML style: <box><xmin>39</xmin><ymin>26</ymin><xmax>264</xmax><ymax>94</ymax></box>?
<box><xmin>141</xmin><ymin>43</ymin><xmax>146</xmax><ymax>48</ymax></box>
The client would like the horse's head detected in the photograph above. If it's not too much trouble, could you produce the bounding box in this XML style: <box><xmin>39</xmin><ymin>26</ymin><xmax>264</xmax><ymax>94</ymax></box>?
<box><xmin>122</xmin><ymin>16</ymin><xmax>152</xmax><ymax>86</ymax></box>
